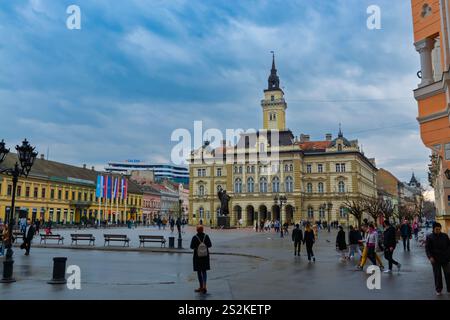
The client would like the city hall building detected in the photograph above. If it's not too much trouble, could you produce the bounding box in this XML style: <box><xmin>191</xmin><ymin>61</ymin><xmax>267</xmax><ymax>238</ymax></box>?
<box><xmin>188</xmin><ymin>57</ymin><xmax>378</xmax><ymax>227</ymax></box>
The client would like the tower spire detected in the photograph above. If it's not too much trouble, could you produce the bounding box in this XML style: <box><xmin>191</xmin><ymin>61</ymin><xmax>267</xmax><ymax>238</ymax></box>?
<box><xmin>267</xmin><ymin>51</ymin><xmax>280</xmax><ymax>90</ymax></box>
<box><xmin>338</xmin><ymin>123</ymin><xmax>343</xmax><ymax>137</ymax></box>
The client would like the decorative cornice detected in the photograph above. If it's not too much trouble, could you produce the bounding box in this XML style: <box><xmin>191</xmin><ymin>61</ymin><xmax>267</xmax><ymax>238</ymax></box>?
<box><xmin>417</xmin><ymin>105</ymin><xmax>450</xmax><ymax>124</ymax></box>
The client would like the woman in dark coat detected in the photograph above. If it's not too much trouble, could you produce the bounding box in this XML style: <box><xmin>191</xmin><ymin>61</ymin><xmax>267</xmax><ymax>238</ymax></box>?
<box><xmin>336</xmin><ymin>226</ymin><xmax>347</xmax><ymax>261</ymax></box>
<box><xmin>190</xmin><ymin>225</ymin><xmax>212</xmax><ymax>294</ymax></box>
<box><xmin>303</xmin><ymin>223</ymin><xmax>316</xmax><ymax>262</ymax></box>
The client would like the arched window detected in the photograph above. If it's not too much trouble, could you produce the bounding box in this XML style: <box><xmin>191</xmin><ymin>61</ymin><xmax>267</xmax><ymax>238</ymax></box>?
<box><xmin>307</xmin><ymin>207</ymin><xmax>314</xmax><ymax>219</ymax></box>
<box><xmin>247</xmin><ymin>177</ymin><xmax>254</xmax><ymax>193</ymax></box>
<box><xmin>289</xmin><ymin>164</ymin><xmax>293</xmax><ymax>172</ymax></box>
<box><xmin>284</xmin><ymin>164</ymin><xmax>289</xmax><ymax>172</ymax></box>
<box><xmin>307</xmin><ymin>183</ymin><xmax>313</xmax><ymax>193</ymax></box>
<box><xmin>247</xmin><ymin>166</ymin><xmax>251</xmax><ymax>174</ymax></box>
<box><xmin>272</xmin><ymin>177</ymin><xmax>280</xmax><ymax>193</ymax></box>
<box><xmin>234</xmin><ymin>179</ymin><xmax>242</xmax><ymax>193</ymax></box>
<box><xmin>285</xmin><ymin>177</ymin><xmax>293</xmax><ymax>193</ymax></box>
<box><xmin>338</xmin><ymin>181</ymin><xmax>345</xmax><ymax>193</ymax></box>
<box><xmin>259</xmin><ymin>177</ymin><xmax>268</xmax><ymax>193</ymax></box>
<box><xmin>199</xmin><ymin>207</ymin><xmax>204</xmax><ymax>219</ymax></box>
<box><xmin>339</xmin><ymin>207</ymin><xmax>347</xmax><ymax>218</ymax></box>
<box><xmin>238</xmin><ymin>166</ymin><xmax>243</xmax><ymax>174</ymax></box>
<box><xmin>319</xmin><ymin>206</ymin><xmax>326</xmax><ymax>218</ymax></box>
<box><xmin>198</xmin><ymin>185</ymin><xmax>205</xmax><ymax>196</ymax></box>
<box><xmin>318</xmin><ymin>182</ymin><xmax>324</xmax><ymax>193</ymax></box>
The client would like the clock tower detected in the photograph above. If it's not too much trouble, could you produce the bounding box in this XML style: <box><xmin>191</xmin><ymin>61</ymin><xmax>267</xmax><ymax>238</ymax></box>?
<box><xmin>261</xmin><ymin>53</ymin><xmax>287</xmax><ymax>130</ymax></box>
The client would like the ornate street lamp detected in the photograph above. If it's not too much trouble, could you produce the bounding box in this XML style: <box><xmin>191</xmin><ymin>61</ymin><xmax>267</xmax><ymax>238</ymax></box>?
<box><xmin>274</xmin><ymin>195</ymin><xmax>287</xmax><ymax>238</ymax></box>
<box><xmin>0</xmin><ymin>139</ymin><xmax>37</xmax><ymax>283</ymax></box>
<box><xmin>177</xmin><ymin>199</ymin><xmax>183</xmax><ymax>249</ymax></box>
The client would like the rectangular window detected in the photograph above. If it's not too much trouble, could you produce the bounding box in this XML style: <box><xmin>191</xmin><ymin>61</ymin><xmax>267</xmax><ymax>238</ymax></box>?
<box><xmin>78</xmin><ymin>192</ymin><xmax>81</xmax><ymax>200</ymax></box>
<box><xmin>336</xmin><ymin>164</ymin><xmax>341</xmax><ymax>173</ymax></box>
<box><xmin>197</xmin><ymin>169</ymin><xmax>202</xmax><ymax>177</ymax></box>
<box><xmin>84</xmin><ymin>192</ymin><xmax>88</xmax><ymax>201</ymax></box>
<box><xmin>448</xmin><ymin>195</ymin><xmax>450</xmax><ymax>206</ymax></box>
<box><xmin>58</xmin><ymin>190</ymin><xmax>62</xmax><ymax>200</ymax></box>
<box><xmin>7</xmin><ymin>185</ymin><xmax>12</xmax><ymax>196</ymax></box>
<box><xmin>25</xmin><ymin>186</ymin><xmax>30</xmax><ymax>197</ymax></box>
<box><xmin>41</xmin><ymin>188</ymin><xmax>46</xmax><ymax>199</ymax></box>
<box><xmin>318</xmin><ymin>164</ymin><xmax>323</xmax><ymax>173</ymax></box>
<box><xmin>34</xmin><ymin>187</ymin><xmax>38</xmax><ymax>198</ymax></box>
<box><xmin>306</xmin><ymin>164</ymin><xmax>312</xmax><ymax>173</ymax></box>
<box><xmin>65</xmin><ymin>190</ymin><xmax>69</xmax><ymax>200</ymax></box>
<box><xmin>341</xmin><ymin>163</ymin><xmax>346</xmax><ymax>172</ymax></box>
<box><xmin>90</xmin><ymin>193</ymin><xmax>93</xmax><ymax>202</ymax></box>
<box><xmin>72</xmin><ymin>191</ymin><xmax>75</xmax><ymax>200</ymax></box>
<box><xmin>17</xmin><ymin>186</ymin><xmax>22</xmax><ymax>197</ymax></box>
<box><xmin>217</xmin><ymin>168</ymin><xmax>222</xmax><ymax>177</ymax></box>
<box><xmin>50</xmin><ymin>189</ymin><xmax>55</xmax><ymax>199</ymax></box>
<box><xmin>445</xmin><ymin>143</ymin><xmax>450</xmax><ymax>160</ymax></box>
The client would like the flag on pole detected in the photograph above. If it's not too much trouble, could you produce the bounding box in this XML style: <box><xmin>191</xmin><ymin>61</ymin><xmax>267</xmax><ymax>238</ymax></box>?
<box><xmin>96</xmin><ymin>175</ymin><xmax>104</xmax><ymax>198</ymax></box>
<box><xmin>106</xmin><ymin>176</ymin><xmax>112</xmax><ymax>199</ymax></box>
<box><xmin>113</xmin><ymin>177</ymin><xmax>118</xmax><ymax>199</ymax></box>
<box><xmin>123</xmin><ymin>178</ymin><xmax>128</xmax><ymax>200</ymax></box>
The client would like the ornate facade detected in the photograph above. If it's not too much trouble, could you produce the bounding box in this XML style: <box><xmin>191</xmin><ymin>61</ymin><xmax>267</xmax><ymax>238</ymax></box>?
<box><xmin>188</xmin><ymin>57</ymin><xmax>377</xmax><ymax>227</ymax></box>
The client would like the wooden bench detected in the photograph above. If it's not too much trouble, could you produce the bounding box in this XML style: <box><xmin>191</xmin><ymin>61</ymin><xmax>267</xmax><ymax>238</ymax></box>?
<box><xmin>104</xmin><ymin>234</ymin><xmax>130</xmax><ymax>247</ymax></box>
<box><xmin>139</xmin><ymin>235</ymin><xmax>166</xmax><ymax>248</ymax></box>
<box><xmin>71</xmin><ymin>234</ymin><xmax>95</xmax><ymax>246</ymax></box>
<box><xmin>40</xmin><ymin>234</ymin><xmax>64</xmax><ymax>245</ymax></box>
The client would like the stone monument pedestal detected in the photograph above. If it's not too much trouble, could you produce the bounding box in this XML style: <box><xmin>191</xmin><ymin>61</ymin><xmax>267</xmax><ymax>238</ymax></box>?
<box><xmin>217</xmin><ymin>216</ymin><xmax>231</xmax><ymax>229</ymax></box>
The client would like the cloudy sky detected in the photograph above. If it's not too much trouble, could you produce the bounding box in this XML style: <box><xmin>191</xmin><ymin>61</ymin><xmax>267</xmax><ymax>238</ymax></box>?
<box><xmin>0</xmin><ymin>0</ymin><xmax>429</xmax><ymax>186</ymax></box>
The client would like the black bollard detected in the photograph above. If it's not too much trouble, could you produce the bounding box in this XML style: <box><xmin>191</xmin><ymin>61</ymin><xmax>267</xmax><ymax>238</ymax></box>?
<box><xmin>177</xmin><ymin>238</ymin><xmax>183</xmax><ymax>249</ymax></box>
<box><xmin>168</xmin><ymin>236</ymin><xmax>175</xmax><ymax>249</ymax></box>
<box><xmin>48</xmin><ymin>257</ymin><xmax>67</xmax><ymax>284</ymax></box>
<box><xmin>0</xmin><ymin>260</ymin><xmax>16</xmax><ymax>283</ymax></box>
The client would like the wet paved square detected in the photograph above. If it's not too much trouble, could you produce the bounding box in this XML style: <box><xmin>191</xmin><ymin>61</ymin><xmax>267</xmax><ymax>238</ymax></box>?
<box><xmin>0</xmin><ymin>226</ymin><xmax>448</xmax><ymax>300</ymax></box>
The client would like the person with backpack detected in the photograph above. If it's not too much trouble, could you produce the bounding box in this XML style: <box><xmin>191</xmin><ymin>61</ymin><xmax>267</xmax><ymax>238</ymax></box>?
<box><xmin>190</xmin><ymin>225</ymin><xmax>212</xmax><ymax>294</ymax></box>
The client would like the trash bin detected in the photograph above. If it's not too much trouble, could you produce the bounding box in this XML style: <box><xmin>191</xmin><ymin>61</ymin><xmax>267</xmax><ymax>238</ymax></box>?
<box><xmin>169</xmin><ymin>236</ymin><xmax>175</xmax><ymax>248</ymax></box>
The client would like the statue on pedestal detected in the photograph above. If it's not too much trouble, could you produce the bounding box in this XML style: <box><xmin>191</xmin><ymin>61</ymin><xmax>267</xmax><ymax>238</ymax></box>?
<box><xmin>217</xmin><ymin>187</ymin><xmax>230</xmax><ymax>216</ymax></box>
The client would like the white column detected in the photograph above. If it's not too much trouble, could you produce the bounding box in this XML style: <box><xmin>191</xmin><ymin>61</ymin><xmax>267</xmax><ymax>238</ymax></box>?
<box><xmin>415</xmin><ymin>38</ymin><xmax>435</xmax><ymax>86</ymax></box>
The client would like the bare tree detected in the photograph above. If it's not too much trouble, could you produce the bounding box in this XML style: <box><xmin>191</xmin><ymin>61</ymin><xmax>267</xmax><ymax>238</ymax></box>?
<box><xmin>343</xmin><ymin>197</ymin><xmax>366</xmax><ymax>228</ymax></box>
<box><xmin>396</xmin><ymin>204</ymin><xmax>415</xmax><ymax>222</ymax></box>
<box><xmin>363</xmin><ymin>197</ymin><xmax>383</xmax><ymax>226</ymax></box>
<box><xmin>379</xmin><ymin>199</ymin><xmax>395</xmax><ymax>223</ymax></box>
<box><xmin>422</xmin><ymin>201</ymin><xmax>436</xmax><ymax>220</ymax></box>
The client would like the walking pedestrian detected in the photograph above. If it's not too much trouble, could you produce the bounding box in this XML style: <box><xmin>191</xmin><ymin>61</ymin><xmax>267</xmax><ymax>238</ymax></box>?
<box><xmin>190</xmin><ymin>225</ymin><xmax>212</xmax><ymax>294</ymax></box>
<box><xmin>0</xmin><ymin>223</ymin><xmax>7</xmax><ymax>256</ymax></box>
<box><xmin>348</xmin><ymin>225</ymin><xmax>362</xmax><ymax>260</ymax></box>
<box><xmin>292</xmin><ymin>224</ymin><xmax>303</xmax><ymax>256</ymax></box>
<box><xmin>336</xmin><ymin>226</ymin><xmax>347</xmax><ymax>261</ymax></box>
<box><xmin>357</xmin><ymin>224</ymin><xmax>385</xmax><ymax>270</ymax></box>
<box><xmin>413</xmin><ymin>221</ymin><xmax>419</xmax><ymax>241</ymax></box>
<box><xmin>170</xmin><ymin>217</ymin><xmax>175</xmax><ymax>233</ymax></box>
<box><xmin>21</xmin><ymin>219</ymin><xmax>35</xmax><ymax>256</ymax></box>
<box><xmin>303</xmin><ymin>223</ymin><xmax>316</xmax><ymax>262</ymax></box>
<box><xmin>425</xmin><ymin>222</ymin><xmax>450</xmax><ymax>296</ymax></box>
<box><xmin>382</xmin><ymin>220</ymin><xmax>401</xmax><ymax>273</ymax></box>
<box><xmin>400</xmin><ymin>220</ymin><xmax>412</xmax><ymax>251</ymax></box>
<box><xmin>366</xmin><ymin>224</ymin><xmax>378</xmax><ymax>266</ymax></box>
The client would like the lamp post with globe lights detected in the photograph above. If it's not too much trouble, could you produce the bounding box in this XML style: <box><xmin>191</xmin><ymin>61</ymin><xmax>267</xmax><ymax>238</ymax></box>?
<box><xmin>0</xmin><ymin>139</ymin><xmax>37</xmax><ymax>283</ymax></box>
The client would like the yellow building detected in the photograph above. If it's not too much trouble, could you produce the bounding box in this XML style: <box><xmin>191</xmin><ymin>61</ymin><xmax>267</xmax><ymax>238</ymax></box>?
<box><xmin>0</xmin><ymin>153</ymin><xmax>143</xmax><ymax>224</ymax></box>
<box><xmin>188</xmin><ymin>57</ymin><xmax>378</xmax><ymax>227</ymax></box>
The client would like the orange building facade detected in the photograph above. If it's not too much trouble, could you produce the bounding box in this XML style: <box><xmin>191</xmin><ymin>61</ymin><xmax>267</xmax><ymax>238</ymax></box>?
<box><xmin>411</xmin><ymin>0</ymin><xmax>450</xmax><ymax>230</ymax></box>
